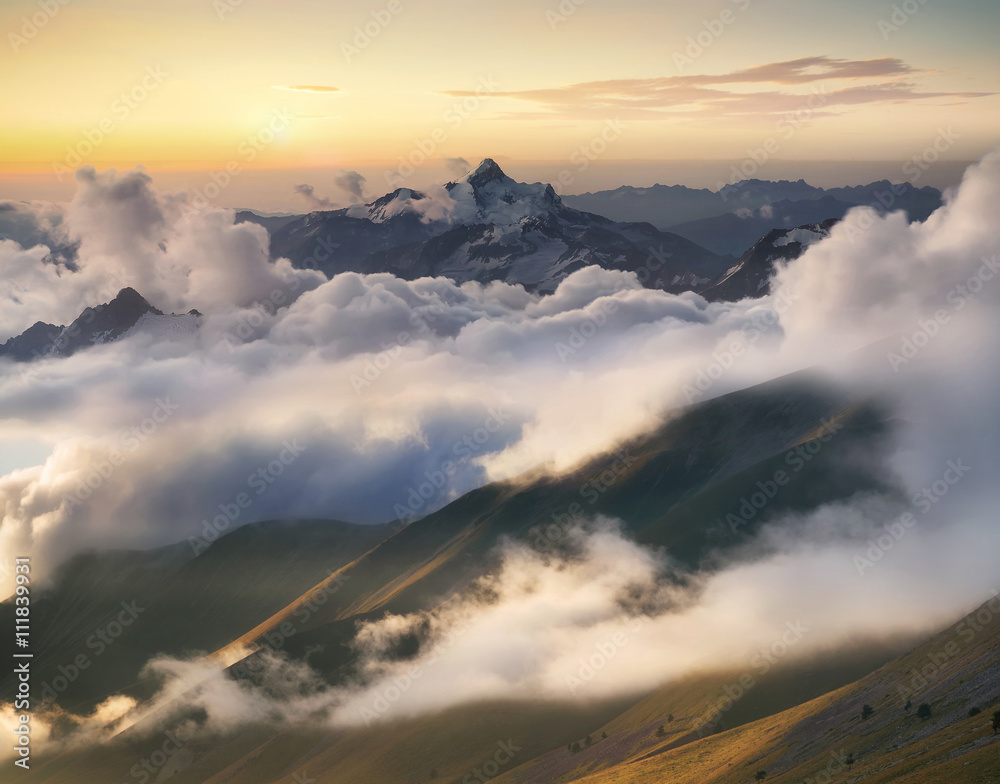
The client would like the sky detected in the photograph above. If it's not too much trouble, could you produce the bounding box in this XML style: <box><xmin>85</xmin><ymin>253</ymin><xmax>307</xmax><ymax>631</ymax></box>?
<box><xmin>1</xmin><ymin>0</ymin><xmax>997</xmax><ymax>208</ymax></box>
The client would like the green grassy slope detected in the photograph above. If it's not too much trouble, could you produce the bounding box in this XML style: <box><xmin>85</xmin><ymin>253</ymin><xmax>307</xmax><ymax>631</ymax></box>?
<box><xmin>0</xmin><ymin>519</ymin><xmax>394</xmax><ymax>713</ymax></box>
<box><xmin>2</xmin><ymin>369</ymin><xmax>917</xmax><ymax>783</ymax></box>
<box><xmin>219</xmin><ymin>372</ymin><xmax>895</xmax><ymax>673</ymax></box>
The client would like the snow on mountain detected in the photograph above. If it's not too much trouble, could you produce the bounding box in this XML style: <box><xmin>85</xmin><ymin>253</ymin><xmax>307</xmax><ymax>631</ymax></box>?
<box><xmin>774</xmin><ymin>226</ymin><xmax>827</xmax><ymax>248</ymax></box>
<box><xmin>447</xmin><ymin>159</ymin><xmax>561</xmax><ymax>223</ymax></box>
<box><xmin>269</xmin><ymin>159</ymin><xmax>731</xmax><ymax>294</ymax></box>
<box><xmin>699</xmin><ymin>219</ymin><xmax>837</xmax><ymax>302</ymax></box>
<box><xmin>344</xmin><ymin>160</ymin><xmax>568</xmax><ymax>228</ymax></box>
<box><xmin>0</xmin><ymin>288</ymin><xmax>200</xmax><ymax>362</ymax></box>
<box><xmin>121</xmin><ymin>311</ymin><xmax>201</xmax><ymax>342</ymax></box>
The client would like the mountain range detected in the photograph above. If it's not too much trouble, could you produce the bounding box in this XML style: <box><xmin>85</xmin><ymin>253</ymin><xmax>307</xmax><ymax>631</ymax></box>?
<box><xmin>250</xmin><ymin>159</ymin><xmax>732</xmax><ymax>295</ymax></box>
<box><xmin>0</xmin><ymin>287</ymin><xmax>198</xmax><ymax>362</ymax></box>
<box><xmin>564</xmin><ymin>179</ymin><xmax>942</xmax><ymax>256</ymax></box>
<box><xmin>0</xmin><ymin>168</ymin><xmax>930</xmax><ymax>362</ymax></box>
<box><xmin>0</xmin><ymin>163</ymin><xmax>944</xmax><ymax>363</ymax></box>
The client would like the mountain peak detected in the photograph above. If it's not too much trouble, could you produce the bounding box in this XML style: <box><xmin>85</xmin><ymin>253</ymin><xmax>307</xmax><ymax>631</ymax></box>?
<box><xmin>0</xmin><ymin>287</ymin><xmax>173</xmax><ymax>362</ymax></box>
<box><xmin>111</xmin><ymin>286</ymin><xmax>152</xmax><ymax>307</ymax></box>
<box><xmin>468</xmin><ymin>158</ymin><xmax>509</xmax><ymax>188</ymax></box>
<box><xmin>98</xmin><ymin>287</ymin><xmax>162</xmax><ymax>321</ymax></box>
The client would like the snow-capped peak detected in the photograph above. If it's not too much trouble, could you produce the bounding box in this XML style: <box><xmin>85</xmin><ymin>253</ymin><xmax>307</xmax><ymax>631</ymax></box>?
<box><xmin>349</xmin><ymin>188</ymin><xmax>427</xmax><ymax>223</ymax></box>
<box><xmin>466</xmin><ymin>158</ymin><xmax>511</xmax><ymax>189</ymax></box>
<box><xmin>345</xmin><ymin>159</ymin><xmax>563</xmax><ymax>227</ymax></box>
<box><xmin>446</xmin><ymin>159</ymin><xmax>561</xmax><ymax>225</ymax></box>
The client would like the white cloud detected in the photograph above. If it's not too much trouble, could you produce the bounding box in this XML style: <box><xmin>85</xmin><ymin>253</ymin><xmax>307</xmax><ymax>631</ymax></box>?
<box><xmin>2</xmin><ymin>153</ymin><xmax>1000</xmax><ymax>588</ymax></box>
<box><xmin>2</xmin><ymin>152</ymin><xmax>1000</xmax><ymax>740</ymax></box>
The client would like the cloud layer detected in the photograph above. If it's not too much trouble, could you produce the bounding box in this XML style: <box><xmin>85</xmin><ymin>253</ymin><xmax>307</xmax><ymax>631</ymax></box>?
<box><xmin>2</xmin><ymin>151</ymin><xmax>1000</xmax><ymax>753</ymax></box>
<box><xmin>1</xmin><ymin>152</ymin><xmax>999</xmax><ymax>590</ymax></box>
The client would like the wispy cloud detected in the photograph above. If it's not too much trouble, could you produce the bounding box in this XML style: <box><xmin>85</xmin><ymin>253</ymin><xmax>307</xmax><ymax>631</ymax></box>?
<box><xmin>334</xmin><ymin>170</ymin><xmax>366</xmax><ymax>200</ymax></box>
<box><xmin>445</xmin><ymin>157</ymin><xmax>472</xmax><ymax>178</ymax></box>
<box><xmin>441</xmin><ymin>57</ymin><xmax>992</xmax><ymax>122</ymax></box>
<box><xmin>694</xmin><ymin>56</ymin><xmax>918</xmax><ymax>85</ymax></box>
<box><xmin>280</xmin><ymin>113</ymin><xmax>341</xmax><ymax>120</ymax></box>
<box><xmin>293</xmin><ymin>183</ymin><xmax>335</xmax><ymax>209</ymax></box>
<box><xmin>271</xmin><ymin>85</ymin><xmax>340</xmax><ymax>93</ymax></box>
